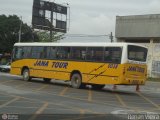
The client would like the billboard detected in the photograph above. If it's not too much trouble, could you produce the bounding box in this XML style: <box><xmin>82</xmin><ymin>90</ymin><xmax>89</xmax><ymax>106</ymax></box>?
<box><xmin>32</xmin><ymin>0</ymin><xmax>68</xmax><ymax>33</ymax></box>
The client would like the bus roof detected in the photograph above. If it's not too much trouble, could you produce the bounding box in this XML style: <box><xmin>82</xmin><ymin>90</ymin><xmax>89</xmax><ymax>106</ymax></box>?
<box><xmin>14</xmin><ymin>42</ymin><xmax>147</xmax><ymax>48</ymax></box>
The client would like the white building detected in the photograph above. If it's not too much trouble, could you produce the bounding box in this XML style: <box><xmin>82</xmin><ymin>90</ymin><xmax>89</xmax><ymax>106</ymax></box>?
<box><xmin>115</xmin><ymin>14</ymin><xmax>160</xmax><ymax>78</ymax></box>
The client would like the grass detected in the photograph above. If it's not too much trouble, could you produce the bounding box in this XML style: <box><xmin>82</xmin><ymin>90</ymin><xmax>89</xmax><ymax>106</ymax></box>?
<box><xmin>147</xmin><ymin>77</ymin><xmax>160</xmax><ymax>82</ymax></box>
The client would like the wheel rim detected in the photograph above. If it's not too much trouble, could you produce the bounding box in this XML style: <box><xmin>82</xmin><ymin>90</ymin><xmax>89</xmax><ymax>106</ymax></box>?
<box><xmin>23</xmin><ymin>70</ymin><xmax>29</xmax><ymax>80</ymax></box>
<box><xmin>71</xmin><ymin>76</ymin><xmax>79</xmax><ymax>88</ymax></box>
<box><xmin>74</xmin><ymin>77</ymin><xmax>79</xmax><ymax>85</ymax></box>
<box><xmin>71</xmin><ymin>74</ymin><xmax>83</xmax><ymax>89</ymax></box>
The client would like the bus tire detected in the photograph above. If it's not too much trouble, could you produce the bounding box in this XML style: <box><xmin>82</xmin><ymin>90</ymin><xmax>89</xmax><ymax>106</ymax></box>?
<box><xmin>92</xmin><ymin>84</ymin><xmax>105</xmax><ymax>90</ymax></box>
<box><xmin>22</xmin><ymin>69</ymin><xmax>31</xmax><ymax>81</ymax></box>
<box><xmin>71</xmin><ymin>73</ymin><xmax>85</xmax><ymax>89</ymax></box>
<box><xmin>43</xmin><ymin>78</ymin><xmax>51</xmax><ymax>83</ymax></box>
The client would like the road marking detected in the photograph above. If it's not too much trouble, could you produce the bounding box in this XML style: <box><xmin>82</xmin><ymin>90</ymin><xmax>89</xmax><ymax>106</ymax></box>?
<box><xmin>5</xmin><ymin>106</ymin><xmax>39</xmax><ymax>109</ymax></box>
<box><xmin>0</xmin><ymin>80</ymin><xmax>148</xmax><ymax>113</ymax></box>
<box><xmin>144</xmin><ymin>107</ymin><xmax>160</xmax><ymax>112</ymax></box>
<box><xmin>0</xmin><ymin>80</ymin><xmax>7</xmax><ymax>83</ymax></box>
<box><xmin>62</xmin><ymin>114</ymin><xmax>106</xmax><ymax>120</ymax></box>
<box><xmin>115</xmin><ymin>94</ymin><xmax>127</xmax><ymax>107</ymax></box>
<box><xmin>33</xmin><ymin>84</ymin><xmax>48</xmax><ymax>92</ymax></box>
<box><xmin>0</xmin><ymin>84</ymin><xmax>143</xmax><ymax>112</ymax></box>
<box><xmin>0</xmin><ymin>97</ymin><xmax>20</xmax><ymax>108</ymax></box>
<box><xmin>35</xmin><ymin>102</ymin><xmax>49</xmax><ymax>114</ymax></box>
<box><xmin>80</xmin><ymin>109</ymin><xmax>85</xmax><ymax>114</ymax></box>
<box><xmin>9</xmin><ymin>85</ymin><xmax>131</xmax><ymax>110</ymax></box>
<box><xmin>29</xmin><ymin>102</ymin><xmax>49</xmax><ymax>120</ymax></box>
<box><xmin>59</xmin><ymin>87</ymin><xmax>68</xmax><ymax>96</ymax></box>
<box><xmin>19</xmin><ymin>94</ymin><xmax>99</xmax><ymax>114</ymax></box>
<box><xmin>14</xmin><ymin>82</ymin><xmax>30</xmax><ymax>88</ymax></box>
<box><xmin>0</xmin><ymin>73</ymin><xmax>20</xmax><ymax>77</ymax></box>
<box><xmin>0</xmin><ymin>90</ymin><xmax>102</xmax><ymax>115</ymax></box>
<box><xmin>0</xmin><ymin>80</ymin><xmax>15</xmax><ymax>84</ymax></box>
<box><xmin>136</xmin><ymin>92</ymin><xmax>160</xmax><ymax>109</ymax></box>
<box><xmin>88</xmin><ymin>89</ymin><xmax>92</xmax><ymax>102</ymax></box>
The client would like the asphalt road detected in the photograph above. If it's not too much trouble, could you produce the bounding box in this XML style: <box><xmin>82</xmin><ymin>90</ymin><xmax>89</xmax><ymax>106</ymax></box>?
<box><xmin>0</xmin><ymin>72</ymin><xmax>160</xmax><ymax>120</ymax></box>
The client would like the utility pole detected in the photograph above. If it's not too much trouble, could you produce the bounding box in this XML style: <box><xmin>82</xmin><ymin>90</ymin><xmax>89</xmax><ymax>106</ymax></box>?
<box><xmin>50</xmin><ymin>3</ymin><xmax>53</xmax><ymax>42</ymax></box>
<box><xmin>18</xmin><ymin>16</ymin><xmax>22</xmax><ymax>43</ymax></box>
<box><xmin>31</xmin><ymin>27</ymin><xmax>34</xmax><ymax>42</ymax></box>
<box><xmin>50</xmin><ymin>12</ymin><xmax>53</xmax><ymax>42</ymax></box>
<box><xmin>109</xmin><ymin>32</ymin><xmax>113</xmax><ymax>43</ymax></box>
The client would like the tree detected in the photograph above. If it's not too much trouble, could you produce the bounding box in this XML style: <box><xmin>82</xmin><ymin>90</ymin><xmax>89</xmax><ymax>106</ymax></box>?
<box><xmin>0</xmin><ymin>14</ymin><xmax>65</xmax><ymax>53</ymax></box>
<box><xmin>37</xmin><ymin>31</ymin><xmax>64</xmax><ymax>42</ymax></box>
<box><xmin>0</xmin><ymin>15</ymin><xmax>39</xmax><ymax>53</ymax></box>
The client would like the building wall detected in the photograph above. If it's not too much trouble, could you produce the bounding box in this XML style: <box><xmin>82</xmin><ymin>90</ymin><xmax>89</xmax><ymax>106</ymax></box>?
<box><xmin>122</xmin><ymin>41</ymin><xmax>160</xmax><ymax>78</ymax></box>
<box><xmin>143</xmin><ymin>42</ymin><xmax>160</xmax><ymax>78</ymax></box>
<box><xmin>116</xmin><ymin>14</ymin><xmax>160</xmax><ymax>38</ymax></box>
<box><xmin>115</xmin><ymin>14</ymin><xmax>160</xmax><ymax>78</ymax></box>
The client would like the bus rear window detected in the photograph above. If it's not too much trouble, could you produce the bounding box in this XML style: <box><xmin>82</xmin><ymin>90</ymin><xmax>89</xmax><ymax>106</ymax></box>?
<box><xmin>104</xmin><ymin>47</ymin><xmax>122</xmax><ymax>64</ymax></box>
<box><xmin>128</xmin><ymin>45</ymin><xmax>148</xmax><ymax>62</ymax></box>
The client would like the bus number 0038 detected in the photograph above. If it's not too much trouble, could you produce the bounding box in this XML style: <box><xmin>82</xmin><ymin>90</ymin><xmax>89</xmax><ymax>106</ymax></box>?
<box><xmin>108</xmin><ymin>64</ymin><xmax>118</xmax><ymax>69</ymax></box>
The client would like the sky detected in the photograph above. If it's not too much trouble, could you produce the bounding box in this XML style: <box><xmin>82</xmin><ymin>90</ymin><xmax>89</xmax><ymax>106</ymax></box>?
<box><xmin>1</xmin><ymin>0</ymin><xmax>160</xmax><ymax>42</ymax></box>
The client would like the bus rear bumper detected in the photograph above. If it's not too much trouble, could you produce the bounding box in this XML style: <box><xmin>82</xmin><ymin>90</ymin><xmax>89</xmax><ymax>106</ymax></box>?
<box><xmin>122</xmin><ymin>78</ymin><xmax>146</xmax><ymax>85</ymax></box>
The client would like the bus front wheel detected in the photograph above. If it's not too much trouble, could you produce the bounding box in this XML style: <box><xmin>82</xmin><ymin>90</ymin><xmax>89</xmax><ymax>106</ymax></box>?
<box><xmin>71</xmin><ymin>73</ymin><xmax>85</xmax><ymax>89</ymax></box>
<box><xmin>22</xmin><ymin>69</ymin><xmax>31</xmax><ymax>81</ymax></box>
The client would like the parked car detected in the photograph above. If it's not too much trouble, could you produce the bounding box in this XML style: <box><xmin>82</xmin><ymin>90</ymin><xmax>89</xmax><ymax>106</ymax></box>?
<box><xmin>0</xmin><ymin>62</ymin><xmax>11</xmax><ymax>72</ymax></box>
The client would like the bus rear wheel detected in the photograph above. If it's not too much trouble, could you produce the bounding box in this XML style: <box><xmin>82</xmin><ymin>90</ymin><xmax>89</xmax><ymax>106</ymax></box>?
<box><xmin>71</xmin><ymin>73</ymin><xmax>85</xmax><ymax>89</ymax></box>
<box><xmin>43</xmin><ymin>78</ymin><xmax>51</xmax><ymax>83</ymax></box>
<box><xmin>92</xmin><ymin>84</ymin><xmax>105</xmax><ymax>90</ymax></box>
<box><xmin>22</xmin><ymin>69</ymin><xmax>31</xmax><ymax>81</ymax></box>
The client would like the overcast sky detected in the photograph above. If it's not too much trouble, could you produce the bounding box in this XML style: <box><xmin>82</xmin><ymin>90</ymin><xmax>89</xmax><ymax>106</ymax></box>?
<box><xmin>1</xmin><ymin>0</ymin><xmax>160</xmax><ymax>42</ymax></box>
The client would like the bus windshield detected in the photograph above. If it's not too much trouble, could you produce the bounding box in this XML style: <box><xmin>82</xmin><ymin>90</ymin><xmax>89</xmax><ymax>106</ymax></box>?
<box><xmin>128</xmin><ymin>45</ymin><xmax>148</xmax><ymax>62</ymax></box>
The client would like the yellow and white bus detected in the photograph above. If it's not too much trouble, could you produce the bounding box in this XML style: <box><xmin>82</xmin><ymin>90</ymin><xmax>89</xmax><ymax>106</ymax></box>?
<box><xmin>11</xmin><ymin>42</ymin><xmax>148</xmax><ymax>89</ymax></box>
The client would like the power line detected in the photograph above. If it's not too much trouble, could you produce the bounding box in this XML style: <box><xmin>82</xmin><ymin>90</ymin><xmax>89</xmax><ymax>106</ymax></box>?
<box><xmin>64</xmin><ymin>34</ymin><xmax>112</xmax><ymax>38</ymax></box>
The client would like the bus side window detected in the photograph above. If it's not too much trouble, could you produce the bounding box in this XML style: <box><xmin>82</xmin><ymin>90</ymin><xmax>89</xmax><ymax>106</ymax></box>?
<box><xmin>31</xmin><ymin>46</ymin><xmax>44</xmax><ymax>59</ymax></box>
<box><xmin>14</xmin><ymin>47</ymin><xmax>23</xmax><ymax>60</ymax></box>
<box><xmin>104</xmin><ymin>48</ymin><xmax>111</xmax><ymax>62</ymax></box>
<box><xmin>71</xmin><ymin>47</ymin><xmax>86</xmax><ymax>60</ymax></box>
<box><xmin>49</xmin><ymin>47</ymin><xmax>57</xmax><ymax>59</ymax></box>
<box><xmin>56</xmin><ymin>47</ymin><xmax>63</xmax><ymax>59</ymax></box>
<box><xmin>23</xmin><ymin>47</ymin><xmax>31</xmax><ymax>58</ymax></box>
<box><xmin>87</xmin><ymin>47</ymin><xmax>103</xmax><ymax>61</ymax></box>
<box><xmin>81</xmin><ymin>50</ymin><xmax>86</xmax><ymax>60</ymax></box>
<box><xmin>45</xmin><ymin>47</ymin><xmax>50</xmax><ymax>59</ymax></box>
<box><xmin>56</xmin><ymin>47</ymin><xmax>71</xmax><ymax>59</ymax></box>
<box><xmin>104</xmin><ymin>47</ymin><xmax>122</xmax><ymax>64</ymax></box>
